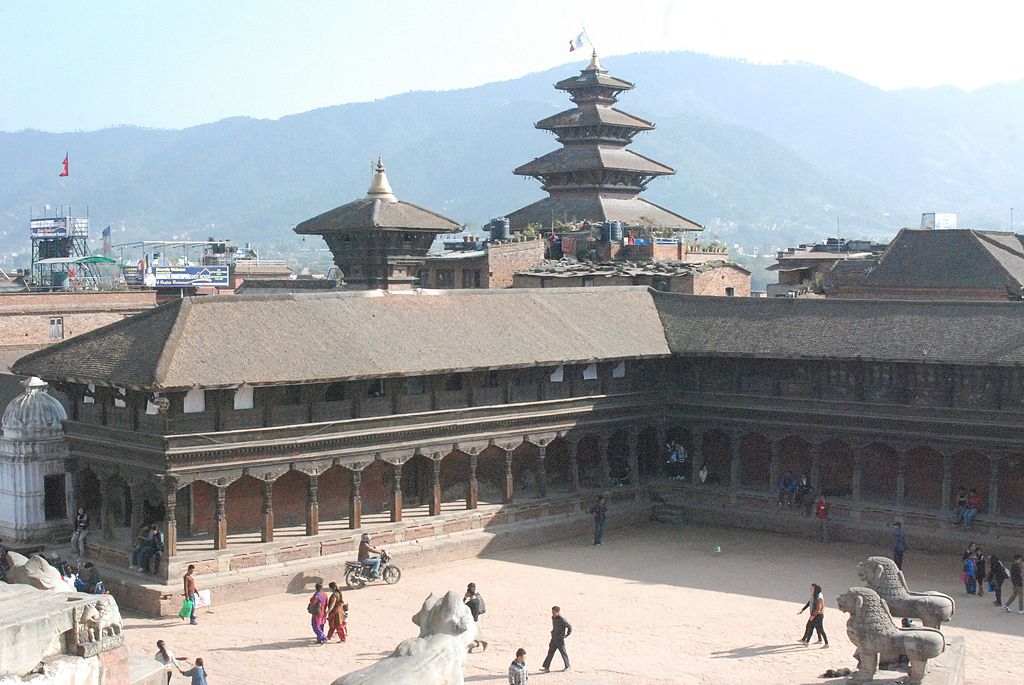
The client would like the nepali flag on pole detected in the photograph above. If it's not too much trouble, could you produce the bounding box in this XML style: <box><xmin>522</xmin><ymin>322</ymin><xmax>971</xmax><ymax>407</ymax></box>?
<box><xmin>59</xmin><ymin>153</ymin><xmax>69</xmax><ymax>177</ymax></box>
<box><xmin>569</xmin><ymin>30</ymin><xmax>589</xmax><ymax>52</ymax></box>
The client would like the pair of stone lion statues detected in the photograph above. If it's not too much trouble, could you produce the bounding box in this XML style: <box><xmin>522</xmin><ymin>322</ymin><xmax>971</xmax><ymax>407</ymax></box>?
<box><xmin>836</xmin><ymin>556</ymin><xmax>955</xmax><ymax>684</ymax></box>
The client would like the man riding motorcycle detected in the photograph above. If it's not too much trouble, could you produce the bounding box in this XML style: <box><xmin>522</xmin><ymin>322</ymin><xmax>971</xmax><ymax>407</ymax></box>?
<box><xmin>358</xmin><ymin>533</ymin><xmax>383</xmax><ymax>579</ymax></box>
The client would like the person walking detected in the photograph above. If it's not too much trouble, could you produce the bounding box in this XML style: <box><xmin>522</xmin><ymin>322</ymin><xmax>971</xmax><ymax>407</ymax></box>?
<box><xmin>892</xmin><ymin>522</ymin><xmax>907</xmax><ymax>570</ymax></box>
<box><xmin>797</xmin><ymin>583</ymin><xmax>829</xmax><ymax>648</ymax></box>
<box><xmin>974</xmin><ymin>547</ymin><xmax>987</xmax><ymax>597</ymax></box>
<box><xmin>1003</xmin><ymin>554</ymin><xmax>1024</xmax><ymax>614</ymax></box>
<box><xmin>590</xmin><ymin>495</ymin><xmax>607</xmax><ymax>546</ymax></box>
<box><xmin>815</xmin><ymin>495</ymin><xmax>829</xmax><ymax>543</ymax></box>
<box><xmin>988</xmin><ymin>553</ymin><xmax>1010</xmax><ymax>607</ymax></box>
<box><xmin>176</xmin><ymin>657</ymin><xmax>208</xmax><ymax>685</ymax></box>
<box><xmin>540</xmin><ymin>606</ymin><xmax>572</xmax><ymax>673</ymax></box>
<box><xmin>508</xmin><ymin>647</ymin><xmax>528</xmax><ymax>685</ymax></box>
<box><xmin>154</xmin><ymin>640</ymin><xmax>187</xmax><ymax>684</ymax></box>
<box><xmin>464</xmin><ymin>582</ymin><xmax>489</xmax><ymax>652</ymax></box>
<box><xmin>308</xmin><ymin>582</ymin><xmax>328</xmax><ymax>645</ymax></box>
<box><xmin>325</xmin><ymin>582</ymin><xmax>347</xmax><ymax>643</ymax></box>
<box><xmin>71</xmin><ymin>506</ymin><xmax>90</xmax><ymax>558</ymax></box>
<box><xmin>182</xmin><ymin>565</ymin><xmax>198</xmax><ymax>625</ymax></box>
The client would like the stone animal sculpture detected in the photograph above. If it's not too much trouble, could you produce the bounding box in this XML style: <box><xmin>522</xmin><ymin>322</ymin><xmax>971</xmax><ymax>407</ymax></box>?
<box><xmin>79</xmin><ymin>596</ymin><xmax>123</xmax><ymax>642</ymax></box>
<box><xmin>857</xmin><ymin>556</ymin><xmax>955</xmax><ymax>629</ymax></box>
<box><xmin>333</xmin><ymin>590</ymin><xmax>481</xmax><ymax>685</ymax></box>
<box><xmin>837</xmin><ymin>587</ymin><xmax>945</xmax><ymax>684</ymax></box>
<box><xmin>3</xmin><ymin>551</ymin><xmax>74</xmax><ymax>592</ymax></box>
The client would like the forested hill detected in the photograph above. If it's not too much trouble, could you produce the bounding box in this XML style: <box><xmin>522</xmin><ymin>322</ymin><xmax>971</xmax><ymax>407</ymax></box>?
<box><xmin>2</xmin><ymin>51</ymin><xmax>1022</xmax><ymax>262</ymax></box>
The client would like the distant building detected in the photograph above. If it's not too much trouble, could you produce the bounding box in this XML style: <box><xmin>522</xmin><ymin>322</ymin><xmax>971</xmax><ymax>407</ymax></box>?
<box><xmin>766</xmin><ymin>237</ymin><xmax>886</xmax><ymax>298</ymax></box>
<box><xmin>826</xmin><ymin>228</ymin><xmax>1024</xmax><ymax>300</ymax></box>
<box><xmin>513</xmin><ymin>259</ymin><xmax>750</xmax><ymax>297</ymax></box>
<box><xmin>421</xmin><ymin>237</ymin><xmax>545</xmax><ymax>289</ymax></box>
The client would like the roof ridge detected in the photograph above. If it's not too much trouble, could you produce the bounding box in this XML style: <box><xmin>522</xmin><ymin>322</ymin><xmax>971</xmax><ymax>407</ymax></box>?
<box><xmin>152</xmin><ymin>297</ymin><xmax>194</xmax><ymax>389</ymax></box>
<box><xmin>969</xmin><ymin>230</ymin><xmax>1024</xmax><ymax>290</ymax></box>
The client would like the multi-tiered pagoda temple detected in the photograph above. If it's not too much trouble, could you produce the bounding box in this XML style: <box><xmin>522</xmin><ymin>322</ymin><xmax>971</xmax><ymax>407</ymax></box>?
<box><xmin>507</xmin><ymin>53</ymin><xmax>702</xmax><ymax>235</ymax></box>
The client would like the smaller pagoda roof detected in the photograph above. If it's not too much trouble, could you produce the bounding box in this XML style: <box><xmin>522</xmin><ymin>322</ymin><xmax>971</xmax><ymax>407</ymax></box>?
<box><xmin>535</xmin><ymin>106</ymin><xmax>654</xmax><ymax>131</ymax></box>
<box><xmin>554</xmin><ymin>54</ymin><xmax>635</xmax><ymax>93</ymax></box>
<box><xmin>514</xmin><ymin>147</ymin><xmax>674</xmax><ymax>176</ymax></box>
<box><xmin>507</xmin><ymin>196</ymin><xmax>702</xmax><ymax>232</ymax></box>
<box><xmin>294</xmin><ymin>160</ymin><xmax>461</xmax><ymax>235</ymax></box>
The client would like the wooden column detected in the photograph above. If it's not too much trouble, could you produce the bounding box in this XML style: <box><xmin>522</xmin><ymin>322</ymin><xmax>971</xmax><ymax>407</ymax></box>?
<box><xmin>627</xmin><ymin>432</ymin><xmax>640</xmax><ymax>487</ymax></box>
<box><xmin>940</xmin><ymin>454</ymin><xmax>953</xmax><ymax>512</ymax></box>
<box><xmin>129</xmin><ymin>479</ymin><xmax>145</xmax><ymax>538</ymax></box>
<box><xmin>261</xmin><ymin>480</ymin><xmax>274</xmax><ymax>543</ymax></box>
<box><xmin>988</xmin><ymin>456</ymin><xmax>1001</xmax><ymax>518</ymax></box>
<box><xmin>100</xmin><ymin>476</ymin><xmax>116</xmax><ymax>541</ymax></box>
<box><xmin>895</xmin><ymin>453</ymin><xmax>907</xmax><ymax>509</ymax></box>
<box><xmin>767</xmin><ymin>438</ymin><xmax>781</xmax><ymax>496</ymax></box>
<box><xmin>568</xmin><ymin>439</ymin><xmax>581</xmax><ymax>493</ymax></box>
<box><xmin>691</xmin><ymin>431</ymin><xmax>703</xmax><ymax>486</ymax></box>
<box><xmin>597</xmin><ymin>438</ymin><xmax>610</xmax><ymax>489</ymax></box>
<box><xmin>305</xmin><ymin>474</ymin><xmax>319</xmax><ymax>536</ymax></box>
<box><xmin>729</xmin><ymin>435</ymin><xmax>742</xmax><ymax>489</ymax></box>
<box><xmin>466</xmin><ymin>454</ymin><xmax>479</xmax><ymax>509</ymax></box>
<box><xmin>502</xmin><ymin>449</ymin><xmax>514</xmax><ymax>504</ymax></box>
<box><xmin>163</xmin><ymin>487</ymin><xmax>178</xmax><ymax>557</ymax></box>
<box><xmin>390</xmin><ymin>462</ymin><xmax>403</xmax><ymax>523</ymax></box>
<box><xmin>810</xmin><ymin>443</ymin><xmax>822</xmax><ymax>495</ymax></box>
<box><xmin>213</xmin><ymin>485</ymin><xmax>228</xmax><ymax>550</ymax></box>
<box><xmin>536</xmin><ymin>445</ymin><xmax>548</xmax><ymax>498</ymax></box>
<box><xmin>348</xmin><ymin>469</ymin><xmax>362</xmax><ymax>530</ymax></box>
<box><xmin>429</xmin><ymin>457</ymin><xmax>442</xmax><ymax>516</ymax></box>
<box><xmin>852</xmin><ymin>447</ymin><xmax>865</xmax><ymax>503</ymax></box>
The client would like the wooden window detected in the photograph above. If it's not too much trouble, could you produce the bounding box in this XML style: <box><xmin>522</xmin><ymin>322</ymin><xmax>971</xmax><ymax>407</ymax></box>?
<box><xmin>183</xmin><ymin>387</ymin><xmax>205</xmax><ymax>413</ymax></box>
<box><xmin>49</xmin><ymin>317</ymin><xmax>64</xmax><ymax>340</ymax></box>
<box><xmin>406</xmin><ymin>377</ymin><xmax>426</xmax><ymax>395</ymax></box>
<box><xmin>234</xmin><ymin>384</ymin><xmax>255</xmax><ymax>410</ymax></box>
<box><xmin>549</xmin><ymin>365</ymin><xmax>564</xmax><ymax>383</ymax></box>
<box><xmin>582</xmin><ymin>363</ymin><xmax>598</xmax><ymax>380</ymax></box>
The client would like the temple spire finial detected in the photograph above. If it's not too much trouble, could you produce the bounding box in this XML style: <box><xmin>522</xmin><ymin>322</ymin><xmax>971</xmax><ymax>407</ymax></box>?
<box><xmin>366</xmin><ymin>155</ymin><xmax>397</xmax><ymax>202</ymax></box>
<box><xmin>587</xmin><ymin>49</ymin><xmax>603</xmax><ymax>72</ymax></box>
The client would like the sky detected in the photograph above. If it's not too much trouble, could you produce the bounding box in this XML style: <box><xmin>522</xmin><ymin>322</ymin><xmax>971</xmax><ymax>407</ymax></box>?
<box><xmin>2</xmin><ymin>0</ymin><xmax>1024</xmax><ymax>132</ymax></box>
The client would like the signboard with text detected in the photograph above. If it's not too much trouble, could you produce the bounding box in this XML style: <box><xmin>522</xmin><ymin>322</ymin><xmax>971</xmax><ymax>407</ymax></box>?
<box><xmin>30</xmin><ymin>217</ymin><xmax>89</xmax><ymax>238</ymax></box>
<box><xmin>148</xmin><ymin>265</ymin><xmax>230</xmax><ymax>288</ymax></box>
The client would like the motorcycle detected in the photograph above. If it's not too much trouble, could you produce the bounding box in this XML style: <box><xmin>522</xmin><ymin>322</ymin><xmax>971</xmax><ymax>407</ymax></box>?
<box><xmin>344</xmin><ymin>550</ymin><xmax>401</xmax><ymax>589</ymax></box>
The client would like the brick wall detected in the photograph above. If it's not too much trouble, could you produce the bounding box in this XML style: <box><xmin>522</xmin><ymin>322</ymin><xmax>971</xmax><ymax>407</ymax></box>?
<box><xmin>486</xmin><ymin>239</ymin><xmax>545</xmax><ymax>288</ymax></box>
<box><xmin>0</xmin><ymin>291</ymin><xmax>157</xmax><ymax>349</ymax></box>
<box><xmin>688</xmin><ymin>265</ymin><xmax>751</xmax><ymax>296</ymax></box>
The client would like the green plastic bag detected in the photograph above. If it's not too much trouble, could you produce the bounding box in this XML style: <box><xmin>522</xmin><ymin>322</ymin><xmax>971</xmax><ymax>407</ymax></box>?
<box><xmin>178</xmin><ymin>599</ymin><xmax>193</xmax><ymax>619</ymax></box>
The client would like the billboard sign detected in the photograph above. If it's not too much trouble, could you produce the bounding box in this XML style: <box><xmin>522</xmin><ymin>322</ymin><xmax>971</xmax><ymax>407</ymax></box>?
<box><xmin>30</xmin><ymin>217</ymin><xmax>68</xmax><ymax>238</ymax></box>
<box><xmin>147</xmin><ymin>265</ymin><xmax>230</xmax><ymax>288</ymax></box>
<box><xmin>69</xmin><ymin>218</ymin><xmax>89</xmax><ymax>237</ymax></box>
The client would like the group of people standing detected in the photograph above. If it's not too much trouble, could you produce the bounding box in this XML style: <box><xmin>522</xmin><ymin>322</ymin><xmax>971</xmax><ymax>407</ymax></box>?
<box><xmin>953</xmin><ymin>487</ymin><xmax>984</xmax><ymax>528</ymax></box>
<box><xmin>307</xmin><ymin>581</ymin><xmax>348</xmax><ymax>645</ymax></box>
<box><xmin>961</xmin><ymin>542</ymin><xmax>1024</xmax><ymax>614</ymax></box>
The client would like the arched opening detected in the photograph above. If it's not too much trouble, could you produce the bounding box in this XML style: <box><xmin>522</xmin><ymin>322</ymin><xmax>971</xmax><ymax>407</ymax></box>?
<box><xmin>861</xmin><ymin>443</ymin><xmax>899</xmax><ymax>504</ymax></box>
<box><xmin>440</xmin><ymin>450</ymin><xmax>470</xmax><ymax>506</ymax></box>
<box><xmin>74</xmin><ymin>467</ymin><xmax>102</xmax><ymax>525</ymax></box>
<box><xmin>359</xmin><ymin>459</ymin><xmax>392</xmax><ymax>515</ymax></box>
<box><xmin>636</xmin><ymin>426</ymin><xmax>661</xmax><ymax>483</ymax></box>
<box><xmin>576</xmin><ymin>435</ymin><xmax>604</xmax><ymax>489</ymax></box>
<box><xmin>607</xmin><ymin>431</ymin><xmax>631</xmax><ymax>486</ymax></box>
<box><xmin>271</xmin><ymin>469</ymin><xmax>308</xmax><ymax>528</ymax></box>
<box><xmin>818</xmin><ymin>438</ymin><xmax>855</xmax><ymax>499</ymax></box>
<box><xmin>951</xmin><ymin>451</ymin><xmax>991</xmax><ymax>513</ymax></box>
<box><xmin>544</xmin><ymin>438</ymin><xmax>573</xmax><ymax>493</ymax></box>
<box><xmin>319</xmin><ymin>465</ymin><xmax>351</xmax><ymax>523</ymax></box>
<box><xmin>474</xmin><ymin>446</ymin><xmax>509</xmax><ymax>503</ymax></box>
<box><xmin>401</xmin><ymin>454</ymin><xmax>434</xmax><ymax>509</ymax></box>
<box><xmin>700</xmin><ymin>430</ymin><xmax>731</xmax><ymax>486</ymax></box>
<box><xmin>999</xmin><ymin>454</ymin><xmax>1024</xmax><ymax>518</ymax></box>
<box><xmin>778</xmin><ymin>436</ymin><xmax>813</xmax><ymax>485</ymax></box>
<box><xmin>512</xmin><ymin>442</ymin><xmax>540</xmax><ymax>499</ymax></box>
<box><xmin>740</xmin><ymin>433</ymin><xmax>771</xmax><ymax>490</ymax></box>
<box><xmin>225</xmin><ymin>475</ymin><xmax>262</xmax><ymax>534</ymax></box>
<box><xmin>189</xmin><ymin>481</ymin><xmax>216</xmax><ymax>537</ymax></box>
<box><xmin>666</xmin><ymin>426</ymin><xmax>694</xmax><ymax>482</ymax></box>
<box><xmin>903</xmin><ymin>446</ymin><xmax>944</xmax><ymax>509</ymax></box>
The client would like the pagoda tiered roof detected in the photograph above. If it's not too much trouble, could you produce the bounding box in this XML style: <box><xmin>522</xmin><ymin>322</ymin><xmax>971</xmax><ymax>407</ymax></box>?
<box><xmin>513</xmin><ymin>147</ymin><xmax>674</xmax><ymax>177</ymax></box>
<box><xmin>507</xmin><ymin>196</ymin><xmax>702</xmax><ymax>232</ymax></box>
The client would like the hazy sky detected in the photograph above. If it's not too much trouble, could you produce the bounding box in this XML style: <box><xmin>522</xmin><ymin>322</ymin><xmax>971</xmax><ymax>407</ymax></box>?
<box><xmin>3</xmin><ymin>0</ymin><xmax>1023</xmax><ymax>132</ymax></box>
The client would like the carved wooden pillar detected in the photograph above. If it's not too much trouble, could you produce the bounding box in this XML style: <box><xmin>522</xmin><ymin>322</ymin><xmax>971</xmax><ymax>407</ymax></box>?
<box><xmin>597</xmin><ymin>437</ymin><xmax>610</xmax><ymax>489</ymax></box>
<box><xmin>940</xmin><ymin>454</ymin><xmax>953</xmax><ymax>512</ymax></box>
<box><xmin>627</xmin><ymin>431</ymin><xmax>640</xmax><ymax>487</ymax></box>
<box><xmin>895</xmin><ymin>453</ymin><xmax>907</xmax><ymax>509</ymax></box>
<box><xmin>503</xmin><ymin>449</ymin><xmax>514</xmax><ymax>504</ymax></box>
<box><xmin>213</xmin><ymin>485</ymin><xmax>228</xmax><ymax>550</ymax></box>
<box><xmin>988</xmin><ymin>456</ymin><xmax>1001</xmax><ymax>517</ymax></box>
<box><xmin>305</xmin><ymin>473</ymin><xmax>319</xmax><ymax>536</ymax></box>
<box><xmin>390</xmin><ymin>462</ymin><xmax>403</xmax><ymax>522</ymax></box>
<box><xmin>261</xmin><ymin>480</ymin><xmax>274</xmax><ymax>543</ymax></box>
<box><xmin>163</xmin><ymin>485</ymin><xmax>178</xmax><ymax>557</ymax></box>
<box><xmin>349</xmin><ymin>469</ymin><xmax>362</xmax><ymax>530</ymax></box>
<box><xmin>768</xmin><ymin>437</ymin><xmax>780</xmax><ymax>496</ymax></box>
<box><xmin>852</xmin><ymin>447</ymin><xmax>865</xmax><ymax>503</ymax></box>
<box><xmin>99</xmin><ymin>474</ymin><xmax>116</xmax><ymax>541</ymax></box>
<box><xmin>466</xmin><ymin>454</ymin><xmax>479</xmax><ymax>509</ymax></box>
<box><xmin>536</xmin><ymin>445</ymin><xmax>548</xmax><ymax>498</ymax></box>
<box><xmin>567</xmin><ymin>438</ymin><xmax>581</xmax><ymax>493</ymax></box>
<box><xmin>129</xmin><ymin>478</ymin><xmax>145</xmax><ymax>539</ymax></box>
<box><xmin>429</xmin><ymin>457</ymin><xmax>442</xmax><ymax>516</ymax></box>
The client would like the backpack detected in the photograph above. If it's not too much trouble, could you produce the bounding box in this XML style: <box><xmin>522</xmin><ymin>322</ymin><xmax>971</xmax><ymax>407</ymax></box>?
<box><xmin>475</xmin><ymin>594</ymin><xmax>486</xmax><ymax>615</ymax></box>
<box><xmin>307</xmin><ymin>595</ymin><xmax>320</xmax><ymax>615</ymax></box>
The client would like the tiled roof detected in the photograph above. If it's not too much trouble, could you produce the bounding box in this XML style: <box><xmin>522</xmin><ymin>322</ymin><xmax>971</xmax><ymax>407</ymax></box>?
<box><xmin>535</xmin><ymin>106</ymin><xmax>654</xmax><ymax>131</ymax></box>
<box><xmin>507</xmin><ymin>196</ymin><xmax>702</xmax><ymax>232</ymax></box>
<box><xmin>13</xmin><ymin>288</ymin><xmax>670</xmax><ymax>389</ymax></box>
<box><xmin>294</xmin><ymin>197</ymin><xmax>461</xmax><ymax>234</ymax></box>
<box><xmin>514</xmin><ymin>147</ymin><xmax>674</xmax><ymax>176</ymax></box>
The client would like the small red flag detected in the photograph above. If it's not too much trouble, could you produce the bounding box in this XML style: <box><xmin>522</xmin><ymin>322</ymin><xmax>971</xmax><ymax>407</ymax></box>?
<box><xmin>59</xmin><ymin>153</ymin><xmax>69</xmax><ymax>177</ymax></box>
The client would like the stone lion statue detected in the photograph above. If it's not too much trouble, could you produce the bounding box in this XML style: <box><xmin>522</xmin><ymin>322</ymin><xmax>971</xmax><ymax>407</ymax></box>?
<box><xmin>837</xmin><ymin>587</ymin><xmax>944</xmax><ymax>684</ymax></box>
<box><xmin>857</xmin><ymin>556</ymin><xmax>954</xmax><ymax>629</ymax></box>
<box><xmin>79</xmin><ymin>595</ymin><xmax>124</xmax><ymax>642</ymax></box>
<box><xmin>333</xmin><ymin>591</ymin><xmax>481</xmax><ymax>685</ymax></box>
<box><xmin>4</xmin><ymin>551</ymin><xmax>74</xmax><ymax>592</ymax></box>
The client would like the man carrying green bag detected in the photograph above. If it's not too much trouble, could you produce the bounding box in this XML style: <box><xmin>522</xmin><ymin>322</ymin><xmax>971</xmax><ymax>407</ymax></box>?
<box><xmin>178</xmin><ymin>597</ymin><xmax>194</xmax><ymax>620</ymax></box>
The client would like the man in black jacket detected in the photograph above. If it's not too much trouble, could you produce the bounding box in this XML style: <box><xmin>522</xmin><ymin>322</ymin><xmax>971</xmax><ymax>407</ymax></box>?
<box><xmin>540</xmin><ymin>606</ymin><xmax>572</xmax><ymax>672</ymax></box>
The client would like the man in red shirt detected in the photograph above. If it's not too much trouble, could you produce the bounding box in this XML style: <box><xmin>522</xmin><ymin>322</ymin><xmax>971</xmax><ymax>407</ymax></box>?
<box><xmin>963</xmin><ymin>489</ymin><xmax>983</xmax><ymax>527</ymax></box>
